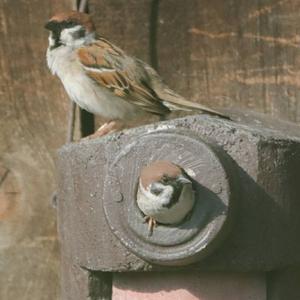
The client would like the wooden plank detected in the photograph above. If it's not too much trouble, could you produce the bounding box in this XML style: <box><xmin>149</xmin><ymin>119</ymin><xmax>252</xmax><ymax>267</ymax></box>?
<box><xmin>89</xmin><ymin>0</ymin><xmax>154</xmax><ymax>130</ymax></box>
<box><xmin>0</xmin><ymin>0</ymin><xmax>72</xmax><ymax>299</ymax></box>
<box><xmin>157</xmin><ymin>0</ymin><xmax>300</xmax><ymax>122</ymax></box>
<box><xmin>89</xmin><ymin>0</ymin><xmax>152</xmax><ymax>63</ymax></box>
<box><xmin>113</xmin><ymin>272</ymin><xmax>266</xmax><ymax>300</ymax></box>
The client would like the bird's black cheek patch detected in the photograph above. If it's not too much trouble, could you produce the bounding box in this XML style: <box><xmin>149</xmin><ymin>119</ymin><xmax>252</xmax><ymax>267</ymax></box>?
<box><xmin>52</xmin><ymin>31</ymin><xmax>60</xmax><ymax>41</ymax></box>
<box><xmin>71</xmin><ymin>27</ymin><xmax>86</xmax><ymax>39</ymax></box>
<box><xmin>150</xmin><ymin>186</ymin><xmax>163</xmax><ymax>196</ymax></box>
<box><xmin>161</xmin><ymin>182</ymin><xmax>182</xmax><ymax>208</ymax></box>
<box><xmin>49</xmin><ymin>31</ymin><xmax>63</xmax><ymax>50</ymax></box>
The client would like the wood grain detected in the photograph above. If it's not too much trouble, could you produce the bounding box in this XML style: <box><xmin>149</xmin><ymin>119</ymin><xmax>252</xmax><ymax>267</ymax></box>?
<box><xmin>89</xmin><ymin>0</ymin><xmax>153</xmax><ymax>130</ymax></box>
<box><xmin>0</xmin><ymin>1</ymin><xmax>72</xmax><ymax>299</ymax></box>
<box><xmin>83</xmin><ymin>2</ymin><xmax>300</xmax><ymax>299</ymax></box>
<box><xmin>90</xmin><ymin>0</ymin><xmax>152</xmax><ymax>62</ymax></box>
<box><xmin>2</xmin><ymin>1</ymin><xmax>300</xmax><ymax>299</ymax></box>
<box><xmin>157</xmin><ymin>0</ymin><xmax>300</xmax><ymax>122</ymax></box>
<box><xmin>88</xmin><ymin>0</ymin><xmax>300</xmax><ymax>128</ymax></box>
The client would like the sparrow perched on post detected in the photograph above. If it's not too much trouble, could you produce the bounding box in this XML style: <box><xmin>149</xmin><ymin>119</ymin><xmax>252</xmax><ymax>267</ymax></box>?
<box><xmin>45</xmin><ymin>11</ymin><xmax>228</xmax><ymax>136</ymax></box>
<box><xmin>137</xmin><ymin>161</ymin><xmax>195</xmax><ymax>235</ymax></box>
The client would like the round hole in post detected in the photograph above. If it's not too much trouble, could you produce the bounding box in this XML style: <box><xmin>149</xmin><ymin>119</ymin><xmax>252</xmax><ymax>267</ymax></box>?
<box><xmin>103</xmin><ymin>129</ymin><xmax>238</xmax><ymax>266</ymax></box>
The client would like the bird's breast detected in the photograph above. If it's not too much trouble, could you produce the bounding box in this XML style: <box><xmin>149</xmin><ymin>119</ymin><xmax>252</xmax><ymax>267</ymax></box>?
<box><xmin>137</xmin><ymin>184</ymin><xmax>195</xmax><ymax>225</ymax></box>
<box><xmin>47</xmin><ymin>47</ymin><xmax>144</xmax><ymax>120</ymax></box>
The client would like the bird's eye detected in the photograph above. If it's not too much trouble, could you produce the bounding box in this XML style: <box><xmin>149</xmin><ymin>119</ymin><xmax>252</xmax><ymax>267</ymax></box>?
<box><xmin>150</xmin><ymin>186</ymin><xmax>163</xmax><ymax>196</ymax></box>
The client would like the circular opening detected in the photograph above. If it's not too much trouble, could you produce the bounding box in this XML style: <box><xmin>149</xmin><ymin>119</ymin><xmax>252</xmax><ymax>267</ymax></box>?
<box><xmin>103</xmin><ymin>130</ymin><xmax>236</xmax><ymax>265</ymax></box>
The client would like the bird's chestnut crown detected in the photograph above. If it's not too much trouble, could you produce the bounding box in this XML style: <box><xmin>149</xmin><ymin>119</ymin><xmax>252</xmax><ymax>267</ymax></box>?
<box><xmin>45</xmin><ymin>11</ymin><xmax>95</xmax><ymax>32</ymax></box>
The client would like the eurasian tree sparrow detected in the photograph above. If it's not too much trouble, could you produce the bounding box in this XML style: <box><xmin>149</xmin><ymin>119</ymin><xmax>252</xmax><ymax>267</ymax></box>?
<box><xmin>45</xmin><ymin>11</ymin><xmax>228</xmax><ymax>136</ymax></box>
<box><xmin>137</xmin><ymin>161</ymin><xmax>195</xmax><ymax>234</ymax></box>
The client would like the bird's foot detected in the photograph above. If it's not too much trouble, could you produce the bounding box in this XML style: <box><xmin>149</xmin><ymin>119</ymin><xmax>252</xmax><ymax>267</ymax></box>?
<box><xmin>143</xmin><ymin>216</ymin><xmax>157</xmax><ymax>236</ymax></box>
<box><xmin>96</xmin><ymin>120</ymin><xmax>124</xmax><ymax>136</ymax></box>
<box><xmin>82</xmin><ymin>120</ymin><xmax>125</xmax><ymax>140</ymax></box>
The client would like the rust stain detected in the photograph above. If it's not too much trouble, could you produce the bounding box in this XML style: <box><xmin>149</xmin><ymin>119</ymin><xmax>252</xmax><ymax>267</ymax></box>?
<box><xmin>243</xmin><ymin>33</ymin><xmax>300</xmax><ymax>48</ymax></box>
<box><xmin>0</xmin><ymin>193</ymin><xmax>18</xmax><ymax>220</ymax></box>
<box><xmin>189</xmin><ymin>28</ymin><xmax>235</xmax><ymax>39</ymax></box>
<box><xmin>247</xmin><ymin>0</ymin><xmax>290</xmax><ymax>20</ymax></box>
<box><xmin>189</xmin><ymin>28</ymin><xmax>300</xmax><ymax>48</ymax></box>
<box><xmin>233</xmin><ymin>65</ymin><xmax>294</xmax><ymax>75</ymax></box>
<box><xmin>229</xmin><ymin>73</ymin><xmax>300</xmax><ymax>87</ymax></box>
<box><xmin>20</xmin><ymin>236</ymin><xmax>58</xmax><ymax>247</ymax></box>
<box><xmin>0</xmin><ymin>167</ymin><xmax>20</xmax><ymax>220</ymax></box>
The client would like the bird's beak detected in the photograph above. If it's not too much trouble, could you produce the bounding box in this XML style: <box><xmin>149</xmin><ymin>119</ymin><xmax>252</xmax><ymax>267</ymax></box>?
<box><xmin>178</xmin><ymin>176</ymin><xmax>191</xmax><ymax>184</ymax></box>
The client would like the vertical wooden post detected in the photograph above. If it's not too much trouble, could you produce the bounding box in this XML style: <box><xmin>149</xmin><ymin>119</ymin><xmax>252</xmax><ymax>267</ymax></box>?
<box><xmin>0</xmin><ymin>1</ymin><xmax>72</xmax><ymax>299</ymax></box>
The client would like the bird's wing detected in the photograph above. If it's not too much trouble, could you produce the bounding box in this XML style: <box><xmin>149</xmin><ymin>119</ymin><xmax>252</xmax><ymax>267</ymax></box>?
<box><xmin>77</xmin><ymin>38</ymin><xmax>170</xmax><ymax>116</ymax></box>
<box><xmin>141</xmin><ymin>62</ymin><xmax>230</xmax><ymax>119</ymax></box>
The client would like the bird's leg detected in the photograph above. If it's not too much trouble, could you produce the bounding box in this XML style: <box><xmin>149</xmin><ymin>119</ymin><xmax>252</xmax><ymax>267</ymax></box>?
<box><xmin>83</xmin><ymin>120</ymin><xmax>125</xmax><ymax>140</ymax></box>
<box><xmin>96</xmin><ymin>120</ymin><xmax>122</xmax><ymax>136</ymax></box>
<box><xmin>143</xmin><ymin>216</ymin><xmax>157</xmax><ymax>236</ymax></box>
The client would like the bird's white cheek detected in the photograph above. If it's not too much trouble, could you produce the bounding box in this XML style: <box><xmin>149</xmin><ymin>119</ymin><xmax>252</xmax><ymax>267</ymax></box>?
<box><xmin>60</xmin><ymin>28</ymin><xmax>72</xmax><ymax>44</ymax></box>
<box><xmin>48</xmin><ymin>33</ymin><xmax>55</xmax><ymax>47</ymax></box>
<box><xmin>60</xmin><ymin>25</ymin><xmax>85</xmax><ymax>47</ymax></box>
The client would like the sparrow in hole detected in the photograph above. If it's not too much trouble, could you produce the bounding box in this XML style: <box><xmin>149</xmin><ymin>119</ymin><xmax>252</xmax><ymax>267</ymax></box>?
<box><xmin>137</xmin><ymin>161</ymin><xmax>195</xmax><ymax>235</ymax></box>
<box><xmin>45</xmin><ymin>11</ymin><xmax>229</xmax><ymax>137</ymax></box>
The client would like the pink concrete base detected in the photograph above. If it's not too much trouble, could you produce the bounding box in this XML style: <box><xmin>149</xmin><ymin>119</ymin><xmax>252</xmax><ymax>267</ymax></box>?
<box><xmin>113</xmin><ymin>272</ymin><xmax>266</xmax><ymax>300</ymax></box>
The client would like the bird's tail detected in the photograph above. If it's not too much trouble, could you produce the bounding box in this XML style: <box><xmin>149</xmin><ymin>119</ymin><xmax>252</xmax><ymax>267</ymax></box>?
<box><xmin>160</xmin><ymin>88</ymin><xmax>229</xmax><ymax>119</ymax></box>
<box><xmin>142</xmin><ymin>63</ymin><xmax>230</xmax><ymax>119</ymax></box>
